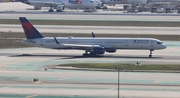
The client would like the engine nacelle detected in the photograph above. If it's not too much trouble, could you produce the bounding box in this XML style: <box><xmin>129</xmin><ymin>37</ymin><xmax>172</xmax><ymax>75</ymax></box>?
<box><xmin>105</xmin><ymin>49</ymin><xmax>116</xmax><ymax>53</ymax></box>
<box><xmin>56</xmin><ymin>5</ymin><xmax>65</xmax><ymax>11</ymax></box>
<box><xmin>93</xmin><ymin>47</ymin><xmax>105</xmax><ymax>54</ymax></box>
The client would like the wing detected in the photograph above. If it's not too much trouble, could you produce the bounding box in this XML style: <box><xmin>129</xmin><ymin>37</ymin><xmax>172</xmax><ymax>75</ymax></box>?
<box><xmin>62</xmin><ymin>44</ymin><xmax>102</xmax><ymax>49</ymax></box>
<box><xmin>53</xmin><ymin>37</ymin><xmax>102</xmax><ymax>49</ymax></box>
<box><xmin>29</xmin><ymin>1</ymin><xmax>62</xmax><ymax>7</ymax></box>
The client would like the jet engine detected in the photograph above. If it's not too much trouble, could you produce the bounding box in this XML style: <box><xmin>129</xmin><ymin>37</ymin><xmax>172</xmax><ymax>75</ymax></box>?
<box><xmin>56</xmin><ymin>5</ymin><xmax>65</xmax><ymax>12</ymax></box>
<box><xmin>105</xmin><ymin>49</ymin><xmax>116</xmax><ymax>53</ymax></box>
<box><xmin>92</xmin><ymin>47</ymin><xmax>105</xmax><ymax>54</ymax></box>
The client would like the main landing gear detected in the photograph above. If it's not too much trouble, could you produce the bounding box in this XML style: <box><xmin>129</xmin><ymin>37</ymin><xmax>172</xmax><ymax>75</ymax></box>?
<box><xmin>48</xmin><ymin>7</ymin><xmax>54</xmax><ymax>12</ymax></box>
<box><xmin>82</xmin><ymin>50</ymin><xmax>97</xmax><ymax>57</ymax></box>
<box><xmin>149</xmin><ymin>49</ymin><xmax>154</xmax><ymax>58</ymax></box>
<box><xmin>83</xmin><ymin>53</ymin><xmax>97</xmax><ymax>57</ymax></box>
<box><xmin>56</xmin><ymin>9</ymin><xmax>62</xmax><ymax>12</ymax></box>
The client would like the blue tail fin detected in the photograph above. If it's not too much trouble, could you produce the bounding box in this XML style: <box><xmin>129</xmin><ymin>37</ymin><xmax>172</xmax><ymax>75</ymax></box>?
<box><xmin>19</xmin><ymin>17</ymin><xmax>44</xmax><ymax>39</ymax></box>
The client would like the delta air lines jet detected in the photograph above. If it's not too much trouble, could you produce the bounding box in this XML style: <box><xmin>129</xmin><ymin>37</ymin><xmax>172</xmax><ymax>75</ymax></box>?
<box><xmin>19</xmin><ymin>17</ymin><xmax>167</xmax><ymax>58</ymax></box>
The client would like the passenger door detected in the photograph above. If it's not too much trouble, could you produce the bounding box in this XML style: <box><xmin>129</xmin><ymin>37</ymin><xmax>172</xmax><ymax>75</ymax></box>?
<box><xmin>150</xmin><ymin>40</ymin><xmax>154</xmax><ymax>47</ymax></box>
<box><xmin>125</xmin><ymin>40</ymin><xmax>128</xmax><ymax>48</ymax></box>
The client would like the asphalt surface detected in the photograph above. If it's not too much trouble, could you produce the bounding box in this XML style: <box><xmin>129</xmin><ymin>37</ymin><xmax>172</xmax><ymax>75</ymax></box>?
<box><xmin>1</xmin><ymin>2</ymin><xmax>180</xmax><ymax>98</ymax></box>
<box><xmin>1</xmin><ymin>24</ymin><xmax>180</xmax><ymax>35</ymax></box>
<box><xmin>0</xmin><ymin>44</ymin><xmax>180</xmax><ymax>98</ymax></box>
<box><xmin>1</xmin><ymin>3</ymin><xmax>180</xmax><ymax>22</ymax></box>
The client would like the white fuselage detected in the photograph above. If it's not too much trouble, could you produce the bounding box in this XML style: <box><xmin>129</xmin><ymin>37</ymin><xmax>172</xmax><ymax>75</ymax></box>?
<box><xmin>29</xmin><ymin>0</ymin><xmax>97</xmax><ymax>9</ymax></box>
<box><xmin>101</xmin><ymin>0</ymin><xmax>147</xmax><ymax>4</ymax></box>
<box><xmin>22</xmin><ymin>37</ymin><xmax>167</xmax><ymax>50</ymax></box>
<box><xmin>148</xmin><ymin>0</ymin><xmax>180</xmax><ymax>2</ymax></box>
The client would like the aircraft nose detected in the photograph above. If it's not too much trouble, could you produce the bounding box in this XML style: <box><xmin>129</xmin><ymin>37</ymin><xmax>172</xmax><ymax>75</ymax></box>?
<box><xmin>162</xmin><ymin>44</ymin><xmax>167</xmax><ymax>49</ymax></box>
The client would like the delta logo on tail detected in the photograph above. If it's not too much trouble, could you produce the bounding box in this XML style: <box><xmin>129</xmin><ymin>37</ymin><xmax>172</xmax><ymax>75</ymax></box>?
<box><xmin>69</xmin><ymin>0</ymin><xmax>82</xmax><ymax>4</ymax></box>
<box><xmin>19</xmin><ymin>17</ymin><xmax>43</xmax><ymax>39</ymax></box>
<box><xmin>21</xmin><ymin>23</ymin><xmax>35</xmax><ymax>39</ymax></box>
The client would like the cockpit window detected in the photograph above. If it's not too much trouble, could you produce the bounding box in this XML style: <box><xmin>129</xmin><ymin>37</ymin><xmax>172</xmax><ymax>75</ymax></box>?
<box><xmin>157</xmin><ymin>42</ymin><xmax>163</xmax><ymax>44</ymax></box>
<box><xmin>90</xmin><ymin>0</ymin><xmax>94</xmax><ymax>3</ymax></box>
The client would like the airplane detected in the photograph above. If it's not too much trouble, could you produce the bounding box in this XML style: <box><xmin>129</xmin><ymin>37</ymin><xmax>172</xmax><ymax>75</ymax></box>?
<box><xmin>101</xmin><ymin>0</ymin><xmax>147</xmax><ymax>5</ymax></box>
<box><xmin>147</xmin><ymin>0</ymin><xmax>180</xmax><ymax>2</ymax></box>
<box><xmin>19</xmin><ymin>17</ymin><xmax>167</xmax><ymax>58</ymax></box>
<box><xmin>18</xmin><ymin>0</ymin><xmax>101</xmax><ymax>12</ymax></box>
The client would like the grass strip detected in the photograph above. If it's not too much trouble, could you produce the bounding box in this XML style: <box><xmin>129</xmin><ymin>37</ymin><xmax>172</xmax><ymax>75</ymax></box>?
<box><xmin>59</xmin><ymin>63</ymin><xmax>180</xmax><ymax>71</ymax></box>
<box><xmin>0</xmin><ymin>39</ymin><xmax>30</xmax><ymax>48</ymax></box>
<box><xmin>1</xmin><ymin>19</ymin><xmax>180</xmax><ymax>27</ymax></box>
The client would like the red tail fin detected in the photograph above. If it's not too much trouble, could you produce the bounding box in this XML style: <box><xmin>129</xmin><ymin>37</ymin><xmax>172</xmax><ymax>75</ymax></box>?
<box><xmin>19</xmin><ymin>17</ymin><xmax>44</xmax><ymax>39</ymax></box>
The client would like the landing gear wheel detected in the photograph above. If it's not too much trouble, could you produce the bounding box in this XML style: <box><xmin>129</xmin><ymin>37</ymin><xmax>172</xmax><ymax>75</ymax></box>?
<box><xmin>49</xmin><ymin>9</ymin><xmax>54</xmax><ymax>12</ymax></box>
<box><xmin>149</xmin><ymin>55</ymin><xmax>152</xmax><ymax>58</ymax></box>
<box><xmin>89</xmin><ymin>52</ymin><xmax>97</xmax><ymax>57</ymax></box>
<box><xmin>83</xmin><ymin>53</ymin><xmax>89</xmax><ymax>57</ymax></box>
<box><xmin>56</xmin><ymin>10</ymin><xmax>62</xmax><ymax>12</ymax></box>
<box><xmin>90</xmin><ymin>52</ymin><xmax>96</xmax><ymax>55</ymax></box>
<box><xmin>149</xmin><ymin>49</ymin><xmax>154</xmax><ymax>58</ymax></box>
<box><xmin>49</xmin><ymin>7</ymin><xmax>54</xmax><ymax>12</ymax></box>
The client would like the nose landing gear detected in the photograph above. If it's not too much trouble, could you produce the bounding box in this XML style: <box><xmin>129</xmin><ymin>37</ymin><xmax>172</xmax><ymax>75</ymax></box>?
<box><xmin>149</xmin><ymin>49</ymin><xmax>154</xmax><ymax>58</ymax></box>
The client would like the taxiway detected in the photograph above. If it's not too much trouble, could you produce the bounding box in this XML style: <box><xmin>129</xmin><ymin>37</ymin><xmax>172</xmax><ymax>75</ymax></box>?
<box><xmin>0</xmin><ymin>44</ymin><xmax>180</xmax><ymax>97</ymax></box>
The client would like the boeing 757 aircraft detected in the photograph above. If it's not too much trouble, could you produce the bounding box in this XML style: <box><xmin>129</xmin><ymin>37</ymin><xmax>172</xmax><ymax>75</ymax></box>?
<box><xmin>19</xmin><ymin>17</ymin><xmax>167</xmax><ymax>58</ymax></box>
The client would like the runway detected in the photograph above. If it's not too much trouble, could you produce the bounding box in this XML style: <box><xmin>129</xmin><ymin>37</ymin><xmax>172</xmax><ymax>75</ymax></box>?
<box><xmin>1</xmin><ymin>24</ymin><xmax>180</xmax><ymax>35</ymax></box>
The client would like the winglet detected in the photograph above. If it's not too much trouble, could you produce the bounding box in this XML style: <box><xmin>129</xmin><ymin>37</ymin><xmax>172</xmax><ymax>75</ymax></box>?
<box><xmin>19</xmin><ymin>17</ymin><xmax>44</xmax><ymax>39</ymax></box>
<box><xmin>92</xmin><ymin>32</ymin><xmax>95</xmax><ymax>38</ymax></box>
<box><xmin>54</xmin><ymin>37</ymin><xmax>60</xmax><ymax>44</ymax></box>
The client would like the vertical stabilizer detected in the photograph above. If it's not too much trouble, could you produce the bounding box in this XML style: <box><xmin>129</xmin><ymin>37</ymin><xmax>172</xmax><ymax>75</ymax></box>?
<box><xmin>19</xmin><ymin>17</ymin><xmax>44</xmax><ymax>39</ymax></box>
